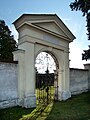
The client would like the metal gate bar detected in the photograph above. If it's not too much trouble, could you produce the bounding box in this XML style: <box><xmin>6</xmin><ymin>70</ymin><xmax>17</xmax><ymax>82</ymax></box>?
<box><xmin>36</xmin><ymin>68</ymin><xmax>58</xmax><ymax>106</ymax></box>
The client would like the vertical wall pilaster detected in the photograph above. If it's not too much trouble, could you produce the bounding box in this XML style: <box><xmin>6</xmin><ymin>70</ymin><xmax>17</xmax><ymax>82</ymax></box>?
<box><xmin>13</xmin><ymin>41</ymin><xmax>36</xmax><ymax>108</ymax></box>
<box><xmin>24</xmin><ymin>42</ymin><xmax>36</xmax><ymax>108</ymax></box>
<box><xmin>13</xmin><ymin>50</ymin><xmax>25</xmax><ymax>106</ymax></box>
<box><xmin>84</xmin><ymin>64</ymin><xmax>90</xmax><ymax>91</ymax></box>
<box><xmin>58</xmin><ymin>50</ymin><xmax>71</xmax><ymax>101</ymax></box>
<box><xmin>58</xmin><ymin>69</ymin><xmax>63</xmax><ymax>100</ymax></box>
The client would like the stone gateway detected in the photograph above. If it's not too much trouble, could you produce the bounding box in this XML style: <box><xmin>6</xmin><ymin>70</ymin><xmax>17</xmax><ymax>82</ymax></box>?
<box><xmin>13</xmin><ymin>14</ymin><xmax>75</xmax><ymax>108</ymax></box>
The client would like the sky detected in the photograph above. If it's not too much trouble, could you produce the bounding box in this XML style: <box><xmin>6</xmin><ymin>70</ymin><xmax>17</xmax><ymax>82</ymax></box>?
<box><xmin>0</xmin><ymin>0</ymin><xmax>90</xmax><ymax>69</ymax></box>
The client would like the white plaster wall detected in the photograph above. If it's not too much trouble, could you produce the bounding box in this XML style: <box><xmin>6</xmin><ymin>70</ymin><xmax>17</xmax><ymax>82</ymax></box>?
<box><xmin>0</xmin><ymin>62</ymin><xmax>89</xmax><ymax>109</ymax></box>
<box><xmin>0</xmin><ymin>62</ymin><xmax>18</xmax><ymax>108</ymax></box>
<box><xmin>70</xmin><ymin>68</ymin><xmax>89</xmax><ymax>95</ymax></box>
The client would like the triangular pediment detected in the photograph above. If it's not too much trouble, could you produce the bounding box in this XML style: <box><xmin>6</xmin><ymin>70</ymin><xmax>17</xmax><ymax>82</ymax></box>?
<box><xmin>13</xmin><ymin>14</ymin><xmax>76</xmax><ymax>42</ymax></box>
<box><xmin>33</xmin><ymin>21</ymin><xmax>68</xmax><ymax>38</ymax></box>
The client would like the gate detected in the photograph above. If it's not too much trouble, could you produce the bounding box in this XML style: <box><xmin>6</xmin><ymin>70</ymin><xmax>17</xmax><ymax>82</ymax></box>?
<box><xmin>35</xmin><ymin>52</ymin><xmax>58</xmax><ymax>106</ymax></box>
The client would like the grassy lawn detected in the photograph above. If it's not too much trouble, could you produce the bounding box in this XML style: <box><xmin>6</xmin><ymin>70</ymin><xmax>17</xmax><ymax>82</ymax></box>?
<box><xmin>0</xmin><ymin>106</ymin><xmax>34</xmax><ymax>120</ymax></box>
<box><xmin>0</xmin><ymin>92</ymin><xmax>90</xmax><ymax>120</ymax></box>
<box><xmin>46</xmin><ymin>92</ymin><xmax>90</xmax><ymax>120</ymax></box>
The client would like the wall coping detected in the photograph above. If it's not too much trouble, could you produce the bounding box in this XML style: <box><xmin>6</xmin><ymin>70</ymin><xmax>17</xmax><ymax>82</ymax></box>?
<box><xmin>70</xmin><ymin>68</ymin><xmax>89</xmax><ymax>71</ymax></box>
<box><xmin>0</xmin><ymin>61</ymin><xmax>18</xmax><ymax>64</ymax></box>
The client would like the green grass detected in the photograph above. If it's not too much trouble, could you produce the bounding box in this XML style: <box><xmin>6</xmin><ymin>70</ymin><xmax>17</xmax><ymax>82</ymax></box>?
<box><xmin>0</xmin><ymin>106</ymin><xmax>34</xmax><ymax>120</ymax></box>
<box><xmin>46</xmin><ymin>92</ymin><xmax>90</xmax><ymax>120</ymax></box>
<box><xmin>0</xmin><ymin>92</ymin><xmax>90</xmax><ymax>120</ymax></box>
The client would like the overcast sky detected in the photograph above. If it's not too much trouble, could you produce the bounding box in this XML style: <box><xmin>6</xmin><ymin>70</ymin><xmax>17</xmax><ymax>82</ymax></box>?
<box><xmin>0</xmin><ymin>0</ymin><xmax>90</xmax><ymax>68</ymax></box>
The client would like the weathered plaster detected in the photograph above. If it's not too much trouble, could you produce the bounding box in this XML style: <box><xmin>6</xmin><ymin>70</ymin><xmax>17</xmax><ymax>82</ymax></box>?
<box><xmin>0</xmin><ymin>62</ymin><xmax>18</xmax><ymax>108</ymax></box>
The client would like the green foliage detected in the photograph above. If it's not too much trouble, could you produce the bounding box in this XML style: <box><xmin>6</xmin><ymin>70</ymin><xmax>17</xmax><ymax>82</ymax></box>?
<box><xmin>0</xmin><ymin>20</ymin><xmax>17</xmax><ymax>62</ymax></box>
<box><xmin>70</xmin><ymin>0</ymin><xmax>90</xmax><ymax>40</ymax></box>
<box><xmin>82</xmin><ymin>46</ymin><xmax>90</xmax><ymax>60</ymax></box>
<box><xmin>70</xmin><ymin>0</ymin><xmax>90</xmax><ymax>16</ymax></box>
<box><xmin>70</xmin><ymin>0</ymin><xmax>90</xmax><ymax>60</ymax></box>
<box><xmin>87</xmin><ymin>12</ymin><xmax>90</xmax><ymax>40</ymax></box>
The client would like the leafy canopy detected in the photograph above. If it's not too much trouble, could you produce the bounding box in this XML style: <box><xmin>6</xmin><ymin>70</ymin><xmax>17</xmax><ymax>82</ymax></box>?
<box><xmin>70</xmin><ymin>0</ymin><xmax>90</xmax><ymax>60</ymax></box>
<box><xmin>0</xmin><ymin>20</ymin><xmax>17</xmax><ymax>62</ymax></box>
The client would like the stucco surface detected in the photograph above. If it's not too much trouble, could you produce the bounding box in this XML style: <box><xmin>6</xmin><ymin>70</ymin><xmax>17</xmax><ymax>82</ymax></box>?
<box><xmin>0</xmin><ymin>63</ymin><xmax>90</xmax><ymax>108</ymax></box>
<box><xmin>0</xmin><ymin>62</ymin><xmax>18</xmax><ymax>108</ymax></box>
<box><xmin>70</xmin><ymin>68</ymin><xmax>89</xmax><ymax>95</ymax></box>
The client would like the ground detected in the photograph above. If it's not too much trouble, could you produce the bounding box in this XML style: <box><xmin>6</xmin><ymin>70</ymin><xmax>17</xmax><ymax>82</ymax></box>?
<box><xmin>0</xmin><ymin>92</ymin><xmax>90</xmax><ymax>120</ymax></box>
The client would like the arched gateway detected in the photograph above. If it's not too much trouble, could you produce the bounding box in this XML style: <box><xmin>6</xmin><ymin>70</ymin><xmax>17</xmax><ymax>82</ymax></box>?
<box><xmin>13</xmin><ymin>14</ymin><xmax>75</xmax><ymax>108</ymax></box>
<box><xmin>35</xmin><ymin>51</ymin><xmax>58</xmax><ymax>105</ymax></box>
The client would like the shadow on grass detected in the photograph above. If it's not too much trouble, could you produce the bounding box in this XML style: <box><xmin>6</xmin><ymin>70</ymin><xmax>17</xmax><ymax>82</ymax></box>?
<box><xmin>20</xmin><ymin>103</ymin><xmax>53</xmax><ymax>120</ymax></box>
<box><xmin>0</xmin><ymin>106</ymin><xmax>34</xmax><ymax>120</ymax></box>
<box><xmin>0</xmin><ymin>103</ymin><xmax>53</xmax><ymax>120</ymax></box>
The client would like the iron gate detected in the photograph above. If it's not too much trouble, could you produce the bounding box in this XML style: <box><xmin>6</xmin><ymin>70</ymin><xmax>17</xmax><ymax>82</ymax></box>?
<box><xmin>36</xmin><ymin>68</ymin><xmax>58</xmax><ymax>105</ymax></box>
<box><xmin>35</xmin><ymin>52</ymin><xmax>58</xmax><ymax>105</ymax></box>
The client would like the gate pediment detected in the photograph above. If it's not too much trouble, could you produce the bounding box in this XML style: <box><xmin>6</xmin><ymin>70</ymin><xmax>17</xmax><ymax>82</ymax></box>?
<box><xmin>13</xmin><ymin>14</ymin><xmax>75</xmax><ymax>42</ymax></box>
<box><xmin>33</xmin><ymin>22</ymin><xmax>68</xmax><ymax>39</ymax></box>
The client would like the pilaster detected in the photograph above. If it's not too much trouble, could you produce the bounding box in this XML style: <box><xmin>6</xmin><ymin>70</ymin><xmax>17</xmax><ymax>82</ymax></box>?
<box><xmin>58</xmin><ymin>68</ymin><xmax>71</xmax><ymax>101</ymax></box>
<box><xmin>84</xmin><ymin>64</ymin><xmax>90</xmax><ymax>91</ymax></box>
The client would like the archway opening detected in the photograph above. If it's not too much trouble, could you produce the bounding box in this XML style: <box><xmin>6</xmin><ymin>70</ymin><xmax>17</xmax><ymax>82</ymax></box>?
<box><xmin>35</xmin><ymin>51</ymin><xmax>59</xmax><ymax>106</ymax></box>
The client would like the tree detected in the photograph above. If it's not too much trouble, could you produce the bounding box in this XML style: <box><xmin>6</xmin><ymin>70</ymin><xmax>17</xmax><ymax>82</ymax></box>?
<box><xmin>70</xmin><ymin>0</ymin><xmax>90</xmax><ymax>60</ymax></box>
<box><xmin>0</xmin><ymin>20</ymin><xmax>17</xmax><ymax>62</ymax></box>
<box><xmin>82</xmin><ymin>46</ymin><xmax>90</xmax><ymax>61</ymax></box>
